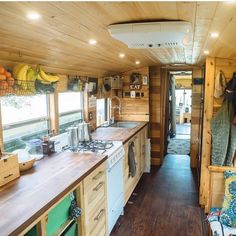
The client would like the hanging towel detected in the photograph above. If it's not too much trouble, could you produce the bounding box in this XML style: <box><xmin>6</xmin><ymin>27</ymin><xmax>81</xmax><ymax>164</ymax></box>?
<box><xmin>214</xmin><ymin>70</ymin><xmax>226</xmax><ymax>99</ymax></box>
<box><xmin>128</xmin><ymin>141</ymin><xmax>136</xmax><ymax>177</ymax></box>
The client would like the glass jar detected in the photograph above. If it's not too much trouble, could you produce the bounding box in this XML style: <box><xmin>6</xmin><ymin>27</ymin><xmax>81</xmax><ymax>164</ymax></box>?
<box><xmin>27</xmin><ymin>139</ymin><xmax>43</xmax><ymax>160</ymax></box>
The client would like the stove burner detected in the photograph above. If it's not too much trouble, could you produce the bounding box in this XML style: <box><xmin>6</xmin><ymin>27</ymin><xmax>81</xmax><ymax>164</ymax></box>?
<box><xmin>76</xmin><ymin>140</ymin><xmax>114</xmax><ymax>153</ymax></box>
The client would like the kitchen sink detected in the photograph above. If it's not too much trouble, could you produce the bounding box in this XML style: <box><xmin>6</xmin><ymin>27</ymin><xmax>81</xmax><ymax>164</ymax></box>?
<box><xmin>109</xmin><ymin>122</ymin><xmax>140</xmax><ymax>128</ymax></box>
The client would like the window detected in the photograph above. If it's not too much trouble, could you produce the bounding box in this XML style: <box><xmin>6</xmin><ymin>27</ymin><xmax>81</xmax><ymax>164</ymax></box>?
<box><xmin>1</xmin><ymin>94</ymin><xmax>49</xmax><ymax>152</ymax></box>
<box><xmin>58</xmin><ymin>92</ymin><xmax>83</xmax><ymax>133</ymax></box>
<box><xmin>175</xmin><ymin>89</ymin><xmax>192</xmax><ymax>113</ymax></box>
<box><xmin>96</xmin><ymin>98</ymin><xmax>109</xmax><ymax>126</ymax></box>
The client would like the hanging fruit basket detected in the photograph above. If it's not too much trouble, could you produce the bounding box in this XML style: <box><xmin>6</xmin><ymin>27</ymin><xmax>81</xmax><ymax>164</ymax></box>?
<box><xmin>0</xmin><ymin>64</ymin><xmax>60</xmax><ymax>96</ymax></box>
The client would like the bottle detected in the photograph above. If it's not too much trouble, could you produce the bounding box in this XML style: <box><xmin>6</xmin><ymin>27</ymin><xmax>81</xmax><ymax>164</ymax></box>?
<box><xmin>27</xmin><ymin>139</ymin><xmax>43</xmax><ymax>160</ymax></box>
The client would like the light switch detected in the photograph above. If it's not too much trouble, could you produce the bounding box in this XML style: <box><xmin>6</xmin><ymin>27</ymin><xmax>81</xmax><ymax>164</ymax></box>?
<box><xmin>130</xmin><ymin>91</ymin><xmax>136</xmax><ymax>98</ymax></box>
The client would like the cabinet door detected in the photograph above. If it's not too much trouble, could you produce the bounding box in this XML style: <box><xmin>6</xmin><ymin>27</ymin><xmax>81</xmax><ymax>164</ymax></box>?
<box><xmin>140</xmin><ymin>126</ymin><xmax>147</xmax><ymax>174</ymax></box>
<box><xmin>123</xmin><ymin>134</ymin><xmax>140</xmax><ymax>204</ymax></box>
<box><xmin>133</xmin><ymin>133</ymin><xmax>141</xmax><ymax>180</ymax></box>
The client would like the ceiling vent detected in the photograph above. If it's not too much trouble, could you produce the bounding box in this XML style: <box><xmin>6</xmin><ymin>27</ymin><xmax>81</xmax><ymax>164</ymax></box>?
<box><xmin>108</xmin><ymin>21</ymin><xmax>192</xmax><ymax>49</ymax></box>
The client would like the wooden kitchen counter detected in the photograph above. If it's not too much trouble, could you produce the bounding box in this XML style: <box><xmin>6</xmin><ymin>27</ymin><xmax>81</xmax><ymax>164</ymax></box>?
<box><xmin>92</xmin><ymin>121</ymin><xmax>148</xmax><ymax>143</ymax></box>
<box><xmin>0</xmin><ymin>151</ymin><xmax>107</xmax><ymax>236</ymax></box>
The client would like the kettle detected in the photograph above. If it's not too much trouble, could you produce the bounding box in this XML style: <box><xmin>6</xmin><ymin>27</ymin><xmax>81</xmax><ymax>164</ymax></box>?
<box><xmin>67</xmin><ymin>126</ymin><xmax>79</xmax><ymax>151</ymax></box>
<box><xmin>78</xmin><ymin>122</ymin><xmax>91</xmax><ymax>142</ymax></box>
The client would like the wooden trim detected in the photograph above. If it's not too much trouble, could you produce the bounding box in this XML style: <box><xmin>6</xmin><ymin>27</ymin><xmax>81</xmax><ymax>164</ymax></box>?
<box><xmin>151</xmin><ymin>158</ymin><xmax>161</xmax><ymax>166</ymax></box>
<box><xmin>160</xmin><ymin>68</ymin><xmax>168</xmax><ymax>162</ymax></box>
<box><xmin>48</xmin><ymin>92</ymin><xmax>59</xmax><ymax>135</ymax></box>
<box><xmin>199</xmin><ymin>57</ymin><xmax>215</xmax><ymax>206</ymax></box>
<box><xmin>208</xmin><ymin>165</ymin><xmax>236</xmax><ymax>172</ymax></box>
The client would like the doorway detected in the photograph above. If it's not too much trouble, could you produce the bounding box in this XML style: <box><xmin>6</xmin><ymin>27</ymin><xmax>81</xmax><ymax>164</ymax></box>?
<box><xmin>167</xmin><ymin>71</ymin><xmax>192</xmax><ymax>155</ymax></box>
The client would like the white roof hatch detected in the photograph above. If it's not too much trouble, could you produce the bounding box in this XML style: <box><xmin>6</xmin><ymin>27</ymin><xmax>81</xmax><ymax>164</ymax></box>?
<box><xmin>108</xmin><ymin>21</ymin><xmax>192</xmax><ymax>49</ymax></box>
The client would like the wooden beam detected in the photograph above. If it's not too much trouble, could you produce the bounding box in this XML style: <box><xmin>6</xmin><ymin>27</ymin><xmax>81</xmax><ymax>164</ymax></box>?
<box><xmin>48</xmin><ymin>92</ymin><xmax>59</xmax><ymax>135</ymax></box>
<box><xmin>190</xmin><ymin>67</ymin><xmax>203</xmax><ymax>168</ymax></box>
<box><xmin>160</xmin><ymin>68</ymin><xmax>168</xmax><ymax>162</ymax></box>
<box><xmin>199</xmin><ymin>57</ymin><xmax>215</xmax><ymax>206</ymax></box>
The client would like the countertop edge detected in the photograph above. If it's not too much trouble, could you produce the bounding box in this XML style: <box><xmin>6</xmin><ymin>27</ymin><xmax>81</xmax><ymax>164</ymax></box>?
<box><xmin>2</xmin><ymin>153</ymin><xmax>107</xmax><ymax>236</ymax></box>
<box><xmin>122</xmin><ymin>122</ymin><xmax>149</xmax><ymax>144</ymax></box>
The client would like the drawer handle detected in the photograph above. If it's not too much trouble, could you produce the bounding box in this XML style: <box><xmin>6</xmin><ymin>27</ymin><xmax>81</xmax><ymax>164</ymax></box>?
<box><xmin>92</xmin><ymin>171</ymin><xmax>103</xmax><ymax>180</ymax></box>
<box><xmin>94</xmin><ymin>209</ymin><xmax>105</xmax><ymax>222</ymax></box>
<box><xmin>4</xmin><ymin>173</ymin><xmax>13</xmax><ymax>179</ymax></box>
<box><xmin>93</xmin><ymin>182</ymin><xmax>103</xmax><ymax>191</ymax></box>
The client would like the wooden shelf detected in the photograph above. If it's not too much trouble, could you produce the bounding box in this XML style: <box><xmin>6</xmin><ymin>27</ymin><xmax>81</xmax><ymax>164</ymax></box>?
<box><xmin>56</xmin><ymin>219</ymin><xmax>75</xmax><ymax>236</ymax></box>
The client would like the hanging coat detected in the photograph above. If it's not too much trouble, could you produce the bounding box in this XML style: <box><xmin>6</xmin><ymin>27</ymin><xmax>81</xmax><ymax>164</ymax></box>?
<box><xmin>211</xmin><ymin>101</ymin><xmax>231</xmax><ymax>166</ymax></box>
<box><xmin>224</xmin><ymin>72</ymin><xmax>236</xmax><ymax>102</ymax></box>
<box><xmin>211</xmin><ymin>101</ymin><xmax>236</xmax><ymax>166</ymax></box>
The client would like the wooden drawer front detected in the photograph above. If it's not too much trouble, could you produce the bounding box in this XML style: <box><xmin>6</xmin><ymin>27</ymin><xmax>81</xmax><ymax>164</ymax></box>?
<box><xmin>90</xmin><ymin>218</ymin><xmax>106</xmax><ymax>236</ymax></box>
<box><xmin>87</xmin><ymin>201</ymin><xmax>106</xmax><ymax>236</ymax></box>
<box><xmin>84</xmin><ymin>162</ymin><xmax>106</xmax><ymax>193</ymax></box>
<box><xmin>0</xmin><ymin>165</ymin><xmax>20</xmax><ymax>187</ymax></box>
<box><xmin>0</xmin><ymin>154</ymin><xmax>18</xmax><ymax>172</ymax></box>
<box><xmin>85</xmin><ymin>179</ymin><xmax>106</xmax><ymax>216</ymax></box>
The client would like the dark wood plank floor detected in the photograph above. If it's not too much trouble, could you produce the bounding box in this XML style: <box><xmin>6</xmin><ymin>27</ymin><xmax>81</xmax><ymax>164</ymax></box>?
<box><xmin>111</xmin><ymin>154</ymin><xmax>207</xmax><ymax>236</ymax></box>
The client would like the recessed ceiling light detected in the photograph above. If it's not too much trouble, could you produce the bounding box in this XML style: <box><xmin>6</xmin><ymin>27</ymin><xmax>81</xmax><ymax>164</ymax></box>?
<box><xmin>210</xmin><ymin>32</ymin><xmax>219</xmax><ymax>38</ymax></box>
<box><xmin>119</xmin><ymin>53</ymin><xmax>125</xmax><ymax>58</ymax></box>
<box><xmin>26</xmin><ymin>12</ymin><xmax>41</xmax><ymax>20</ymax></box>
<box><xmin>135</xmin><ymin>61</ymin><xmax>140</xmax><ymax>65</ymax></box>
<box><xmin>204</xmin><ymin>50</ymin><xmax>209</xmax><ymax>55</ymax></box>
<box><xmin>89</xmin><ymin>39</ymin><xmax>97</xmax><ymax>45</ymax></box>
<box><xmin>225</xmin><ymin>1</ymin><xmax>236</xmax><ymax>3</ymax></box>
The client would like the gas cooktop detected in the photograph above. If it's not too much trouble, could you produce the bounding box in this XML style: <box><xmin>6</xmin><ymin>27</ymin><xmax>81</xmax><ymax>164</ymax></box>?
<box><xmin>65</xmin><ymin>140</ymin><xmax>123</xmax><ymax>156</ymax></box>
<box><xmin>77</xmin><ymin>140</ymin><xmax>114</xmax><ymax>154</ymax></box>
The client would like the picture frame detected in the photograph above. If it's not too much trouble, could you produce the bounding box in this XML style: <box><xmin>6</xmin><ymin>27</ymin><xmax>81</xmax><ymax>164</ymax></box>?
<box><xmin>130</xmin><ymin>73</ymin><xmax>142</xmax><ymax>90</ymax></box>
<box><xmin>142</xmin><ymin>75</ymin><xmax>148</xmax><ymax>85</ymax></box>
<box><xmin>88</xmin><ymin>77</ymin><xmax>98</xmax><ymax>95</ymax></box>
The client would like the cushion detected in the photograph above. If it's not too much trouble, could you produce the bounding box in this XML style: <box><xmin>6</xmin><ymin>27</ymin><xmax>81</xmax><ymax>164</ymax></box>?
<box><xmin>208</xmin><ymin>208</ymin><xmax>236</xmax><ymax>236</ymax></box>
<box><xmin>220</xmin><ymin>170</ymin><xmax>236</xmax><ymax>227</ymax></box>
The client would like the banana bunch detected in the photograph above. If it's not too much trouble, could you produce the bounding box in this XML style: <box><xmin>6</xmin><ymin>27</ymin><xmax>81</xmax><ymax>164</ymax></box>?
<box><xmin>13</xmin><ymin>64</ymin><xmax>60</xmax><ymax>93</ymax></box>
<box><xmin>13</xmin><ymin>64</ymin><xmax>37</xmax><ymax>91</ymax></box>
<box><xmin>36</xmin><ymin>66</ymin><xmax>60</xmax><ymax>84</ymax></box>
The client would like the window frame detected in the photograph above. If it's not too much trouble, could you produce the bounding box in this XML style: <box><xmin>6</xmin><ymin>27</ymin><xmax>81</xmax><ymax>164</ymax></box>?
<box><xmin>0</xmin><ymin>91</ymin><xmax>85</xmax><ymax>151</ymax></box>
<box><xmin>96</xmin><ymin>98</ymin><xmax>110</xmax><ymax>127</ymax></box>
<box><xmin>0</xmin><ymin>94</ymin><xmax>51</xmax><ymax>152</ymax></box>
<box><xmin>58</xmin><ymin>91</ymin><xmax>84</xmax><ymax>133</ymax></box>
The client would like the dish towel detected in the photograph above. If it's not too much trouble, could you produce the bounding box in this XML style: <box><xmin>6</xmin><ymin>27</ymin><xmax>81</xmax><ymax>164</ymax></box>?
<box><xmin>128</xmin><ymin>141</ymin><xmax>136</xmax><ymax>177</ymax></box>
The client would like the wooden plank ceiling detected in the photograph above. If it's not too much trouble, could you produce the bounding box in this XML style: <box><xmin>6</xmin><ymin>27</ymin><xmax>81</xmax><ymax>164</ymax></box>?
<box><xmin>0</xmin><ymin>2</ymin><xmax>236</xmax><ymax>76</ymax></box>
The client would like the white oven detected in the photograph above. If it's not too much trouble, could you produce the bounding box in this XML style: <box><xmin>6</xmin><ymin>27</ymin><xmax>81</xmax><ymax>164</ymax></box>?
<box><xmin>105</xmin><ymin>141</ymin><xmax>125</xmax><ymax>234</ymax></box>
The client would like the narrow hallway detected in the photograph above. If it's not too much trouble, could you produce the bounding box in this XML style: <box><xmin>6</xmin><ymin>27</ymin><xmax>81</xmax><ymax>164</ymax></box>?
<box><xmin>111</xmin><ymin>154</ymin><xmax>206</xmax><ymax>236</ymax></box>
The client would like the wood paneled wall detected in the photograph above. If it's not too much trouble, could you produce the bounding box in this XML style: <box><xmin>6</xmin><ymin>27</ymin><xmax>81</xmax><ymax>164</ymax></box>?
<box><xmin>149</xmin><ymin>66</ymin><xmax>162</xmax><ymax>165</ymax></box>
<box><xmin>116</xmin><ymin>67</ymin><xmax>149</xmax><ymax>122</ymax></box>
<box><xmin>190</xmin><ymin>68</ymin><xmax>204</xmax><ymax>168</ymax></box>
<box><xmin>200</xmin><ymin>57</ymin><xmax>236</xmax><ymax>209</ymax></box>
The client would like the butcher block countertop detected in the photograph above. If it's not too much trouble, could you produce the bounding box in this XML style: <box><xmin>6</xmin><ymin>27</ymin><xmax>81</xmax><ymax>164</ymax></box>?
<box><xmin>0</xmin><ymin>151</ymin><xmax>107</xmax><ymax>236</ymax></box>
<box><xmin>92</xmin><ymin>121</ymin><xmax>148</xmax><ymax>143</ymax></box>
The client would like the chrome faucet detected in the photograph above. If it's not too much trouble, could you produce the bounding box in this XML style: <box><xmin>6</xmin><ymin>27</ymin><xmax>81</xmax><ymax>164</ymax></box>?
<box><xmin>110</xmin><ymin>96</ymin><xmax>122</xmax><ymax>123</ymax></box>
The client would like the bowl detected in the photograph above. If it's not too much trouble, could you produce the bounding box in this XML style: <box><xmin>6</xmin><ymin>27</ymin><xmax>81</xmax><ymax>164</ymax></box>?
<box><xmin>19</xmin><ymin>158</ymin><xmax>36</xmax><ymax>172</ymax></box>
